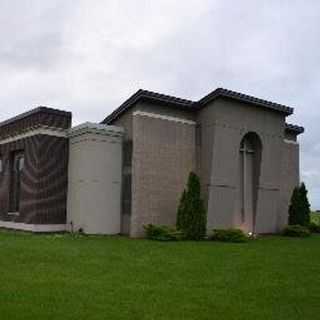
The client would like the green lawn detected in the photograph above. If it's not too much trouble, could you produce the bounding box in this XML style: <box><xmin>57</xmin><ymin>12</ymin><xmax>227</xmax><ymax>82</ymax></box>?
<box><xmin>0</xmin><ymin>231</ymin><xmax>320</xmax><ymax>320</ymax></box>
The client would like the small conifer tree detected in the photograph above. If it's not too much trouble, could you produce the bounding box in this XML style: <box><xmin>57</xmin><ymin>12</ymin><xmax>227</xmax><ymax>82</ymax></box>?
<box><xmin>299</xmin><ymin>182</ymin><xmax>311</xmax><ymax>226</ymax></box>
<box><xmin>176</xmin><ymin>190</ymin><xmax>186</xmax><ymax>231</ymax></box>
<box><xmin>288</xmin><ymin>187</ymin><xmax>302</xmax><ymax>225</ymax></box>
<box><xmin>176</xmin><ymin>172</ymin><xmax>207</xmax><ymax>240</ymax></box>
<box><xmin>288</xmin><ymin>183</ymin><xmax>311</xmax><ymax>226</ymax></box>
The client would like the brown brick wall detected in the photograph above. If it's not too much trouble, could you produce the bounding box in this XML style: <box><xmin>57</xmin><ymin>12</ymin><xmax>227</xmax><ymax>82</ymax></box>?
<box><xmin>0</xmin><ymin>107</ymin><xmax>71</xmax><ymax>138</ymax></box>
<box><xmin>0</xmin><ymin>107</ymin><xmax>71</xmax><ymax>225</ymax></box>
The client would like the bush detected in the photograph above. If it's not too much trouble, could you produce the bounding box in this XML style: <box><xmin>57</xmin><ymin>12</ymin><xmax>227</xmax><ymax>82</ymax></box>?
<box><xmin>144</xmin><ymin>224</ymin><xmax>184</xmax><ymax>241</ymax></box>
<box><xmin>176</xmin><ymin>190</ymin><xmax>186</xmax><ymax>232</ymax></box>
<box><xmin>308</xmin><ymin>222</ymin><xmax>320</xmax><ymax>233</ymax></box>
<box><xmin>176</xmin><ymin>172</ymin><xmax>207</xmax><ymax>240</ymax></box>
<box><xmin>311</xmin><ymin>212</ymin><xmax>320</xmax><ymax>225</ymax></box>
<box><xmin>288</xmin><ymin>183</ymin><xmax>311</xmax><ymax>227</ymax></box>
<box><xmin>300</xmin><ymin>183</ymin><xmax>311</xmax><ymax>226</ymax></box>
<box><xmin>282</xmin><ymin>225</ymin><xmax>311</xmax><ymax>237</ymax></box>
<box><xmin>211</xmin><ymin>228</ymin><xmax>249</xmax><ymax>243</ymax></box>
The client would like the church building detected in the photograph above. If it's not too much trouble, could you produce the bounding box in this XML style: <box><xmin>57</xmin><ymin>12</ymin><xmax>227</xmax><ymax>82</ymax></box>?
<box><xmin>0</xmin><ymin>88</ymin><xmax>304</xmax><ymax>236</ymax></box>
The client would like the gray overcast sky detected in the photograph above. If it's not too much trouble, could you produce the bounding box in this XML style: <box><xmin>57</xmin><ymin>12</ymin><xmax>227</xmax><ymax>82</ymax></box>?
<box><xmin>0</xmin><ymin>0</ymin><xmax>319</xmax><ymax>208</ymax></box>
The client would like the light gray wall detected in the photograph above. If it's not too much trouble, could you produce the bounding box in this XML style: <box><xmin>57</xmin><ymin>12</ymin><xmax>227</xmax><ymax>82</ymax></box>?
<box><xmin>67</xmin><ymin>123</ymin><xmax>123</xmax><ymax>234</ymax></box>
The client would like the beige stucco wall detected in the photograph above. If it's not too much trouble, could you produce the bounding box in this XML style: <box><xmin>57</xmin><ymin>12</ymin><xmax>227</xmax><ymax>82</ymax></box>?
<box><xmin>67</xmin><ymin>123</ymin><xmax>123</xmax><ymax>234</ymax></box>
<box><xmin>278</xmin><ymin>140</ymin><xmax>300</xmax><ymax>230</ymax></box>
<box><xmin>198</xmin><ymin>97</ymin><xmax>286</xmax><ymax>233</ymax></box>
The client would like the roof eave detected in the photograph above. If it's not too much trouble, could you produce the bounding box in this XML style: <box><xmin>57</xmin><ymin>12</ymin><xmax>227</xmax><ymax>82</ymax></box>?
<box><xmin>0</xmin><ymin>106</ymin><xmax>72</xmax><ymax>128</ymax></box>
<box><xmin>285</xmin><ymin>123</ymin><xmax>304</xmax><ymax>135</ymax></box>
<box><xmin>198</xmin><ymin>88</ymin><xmax>294</xmax><ymax>115</ymax></box>
<box><xmin>102</xmin><ymin>90</ymin><xmax>196</xmax><ymax>124</ymax></box>
<box><xmin>103</xmin><ymin>87</ymin><xmax>296</xmax><ymax>125</ymax></box>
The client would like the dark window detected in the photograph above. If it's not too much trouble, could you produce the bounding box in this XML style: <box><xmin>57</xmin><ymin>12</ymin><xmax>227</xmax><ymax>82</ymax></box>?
<box><xmin>122</xmin><ymin>140</ymin><xmax>132</xmax><ymax>216</ymax></box>
<box><xmin>122</xmin><ymin>174</ymin><xmax>132</xmax><ymax>215</ymax></box>
<box><xmin>9</xmin><ymin>152</ymin><xmax>25</xmax><ymax>212</ymax></box>
<box><xmin>123</xmin><ymin>140</ymin><xmax>133</xmax><ymax>167</ymax></box>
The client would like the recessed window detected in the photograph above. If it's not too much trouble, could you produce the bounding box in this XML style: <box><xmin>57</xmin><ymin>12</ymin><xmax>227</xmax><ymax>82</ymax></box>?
<box><xmin>238</xmin><ymin>133</ymin><xmax>262</xmax><ymax>233</ymax></box>
<box><xmin>18</xmin><ymin>157</ymin><xmax>24</xmax><ymax>171</ymax></box>
<box><xmin>9</xmin><ymin>152</ymin><xmax>25</xmax><ymax>213</ymax></box>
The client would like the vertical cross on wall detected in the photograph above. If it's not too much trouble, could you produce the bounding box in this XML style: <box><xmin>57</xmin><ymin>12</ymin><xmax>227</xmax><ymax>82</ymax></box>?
<box><xmin>240</xmin><ymin>140</ymin><xmax>254</xmax><ymax>225</ymax></box>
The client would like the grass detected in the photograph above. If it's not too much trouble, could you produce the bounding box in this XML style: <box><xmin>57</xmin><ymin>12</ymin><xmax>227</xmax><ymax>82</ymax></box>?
<box><xmin>0</xmin><ymin>231</ymin><xmax>320</xmax><ymax>320</ymax></box>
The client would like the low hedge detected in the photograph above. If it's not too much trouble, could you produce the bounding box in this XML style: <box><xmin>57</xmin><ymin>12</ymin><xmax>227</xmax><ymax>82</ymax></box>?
<box><xmin>282</xmin><ymin>225</ymin><xmax>311</xmax><ymax>237</ymax></box>
<box><xmin>144</xmin><ymin>224</ymin><xmax>184</xmax><ymax>241</ymax></box>
<box><xmin>211</xmin><ymin>228</ymin><xmax>249</xmax><ymax>243</ymax></box>
<box><xmin>308</xmin><ymin>222</ymin><xmax>320</xmax><ymax>233</ymax></box>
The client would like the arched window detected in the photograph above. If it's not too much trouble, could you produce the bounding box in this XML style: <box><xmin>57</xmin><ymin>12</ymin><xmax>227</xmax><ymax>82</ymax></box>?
<box><xmin>238</xmin><ymin>132</ymin><xmax>262</xmax><ymax>233</ymax></box>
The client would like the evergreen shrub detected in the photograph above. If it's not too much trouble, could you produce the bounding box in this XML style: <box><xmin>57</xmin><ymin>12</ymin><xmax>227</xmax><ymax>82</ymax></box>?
<box><xmin>176</xmin><ymin>172</ymin><xmax>207</xmax><ymax>240</ymax></box>
<box><xmin>282</xmin><ymin>225</ymin><xmax>311</xmax><ymax>237</ymax></box>
<box><xmin>211</xmin><ymin>228</ymin><xmax>249</xmax><ymax>243</ymax></box>
<box><xmin>144</xmin><ymin>224</ymin><xmax>184</xmax><ymax>241</ymax></box>
<box><xmin>288</xmin><ymin>183</ymin><xmax>311</xmax><ymax>227</ymax></box>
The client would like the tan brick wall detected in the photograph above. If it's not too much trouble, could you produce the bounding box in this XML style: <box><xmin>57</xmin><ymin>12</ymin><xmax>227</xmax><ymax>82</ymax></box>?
<box><xmin>130</xmin><ymin>112</ymin><xmax>196</xmax><ymax>237</ymax></box>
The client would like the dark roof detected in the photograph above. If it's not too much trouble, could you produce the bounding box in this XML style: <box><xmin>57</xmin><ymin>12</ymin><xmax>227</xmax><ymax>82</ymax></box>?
<box><xmin>102</xmin><ymin>87</ymin><xmax>294</xmax><ymax>124</ymax></box>
<box><xmin>0</xmin><ymin>106</ymin><xmax>71</xmax><ymax>128</ymax></box>
<box><xmin>285</xmin><ymin>123</ymin><xmax>304</xmax><ymax>135</ymax></box>
<box><xmin>102</xmin><ymin>89</ymin><xmax>196</xmax><ymax>124</ymax></box>
<box><xmin>199</xmin><ymin>88</ymin><xmax>294</xmax><ymax>115</ymax></box>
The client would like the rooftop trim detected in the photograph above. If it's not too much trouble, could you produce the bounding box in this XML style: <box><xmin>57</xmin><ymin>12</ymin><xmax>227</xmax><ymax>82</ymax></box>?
<box><xmin>0</xmin><ymin>106</ymin><xmax>72</xmax><ymax>128</ymax></box>
<box><xmin>285</xmin><ymin>123</ymin><xmax>304</xmax><ymax>135</ymax></box>
<box><xmin>102</xmin><ymin>87</ymin><xmax>294</xmax><ymax>124</ymax></box>
<box><xmin>69</xmin><ymin>122</ymin><xmax>124</xmax><ymax>138</ymax></box>
<box><xmin>0</xmin><ymin>125</ymin><xmax>68</xmax><ymax>145</ymax></box>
